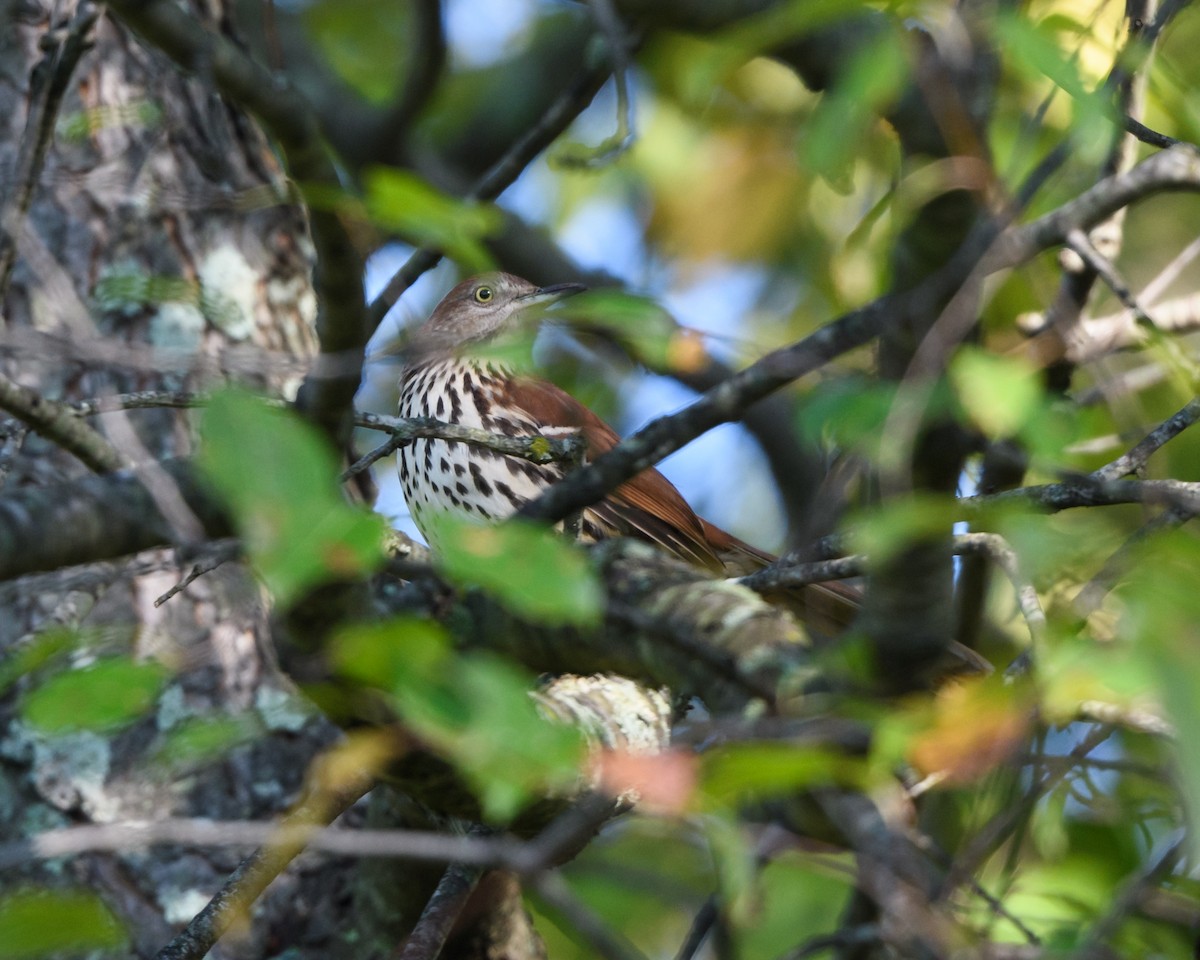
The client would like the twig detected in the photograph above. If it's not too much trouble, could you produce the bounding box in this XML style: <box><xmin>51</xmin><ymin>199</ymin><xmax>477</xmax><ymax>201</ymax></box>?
<box><xmin>1092</xmin><ymin>397</ymin><xmax>1200</xmax><ymax>482</ymax></box>
<box><xmin>154</xmin><ymin>539</ymin><xmax>240</xmax><ymax>607</ymax></box>
<box><xmin>1070</xmin><ymin>827</ymin><xmax>1186</xmax><ymax>957</ymax></box>
<box><xmin>515</xmin><ymin>146</ymin><xmax>1200</xmax><ymax>531</ymax></box>
<box><xmin>0</xmin><ymin>2</ymin><xmax>101</xmax><ymax>298</ymax></box>
<box><xmin>941</xmin><ymin>725</ymin><xmax>1115</xmax><ymax>899</ymax></box>
<box><xmin>739</xmin><ymin>556</ymin><xmax>865</xmax><ymax>592</ymax></box>
<box><xmin>71</xmin><ymin>390</ymin><xmax>207</xmax><ymax>416</ymax></box>
<box><xmin>673</xmin><ymin>897</ymin><xmax>718</xmax><ymax>960</ymax></box>
<box><xmin>0</xmin><ymin>374</ymin><xmax>128</xmax><ymax>473</ymax></box>
<box><xmin>1073</xmin><ymin>506</ymin><xmax>1192</xmax><ymax>618</ymax></box>
<box><xmin>1121</xmin><ymin>114</ymin><xmax>1181</xmax><ymax>149</ymax></box>
<box><xmin>355</xmin><ymin>411</ymin><xmax>586</xmax><ymax>466</ymax></box>
<box><xmin>530</xmin><ymin>870</ymin><xmax>650</xmax><ymax>960</ymax></box>
<box><xmin>507</xmin><ymin>792</ymin><xmax>621</xmax><ymax>876</ymax></box>
<box><xmin>343</xmin><ymin>433</ymin><xmax>407</xmax><ymax>480</ymax></box>
<box><xmin>395</xmin><ymin>859</ymin><xmax>483</xmax><ymax>960</ymax></box>
<box><xmin>152</xmin><ymin>772</ymin><xmax>377</xmax><ymax>960</ymax></box>
<box><xmin>991</xmin><ymin>146</ymin><xmax>1200</xmax><ymax>272</ymax></box>
<box><xmin>554</xmin><ymin>0</ymin><xmax>637</xmax><ymax>168</ymax></box>
<box><xmin>1063</xmin><ymin>228</ymin><xmax>1150</xmax><ymax>322</ymax></box>
<box><xmin>965</xmin><ymin>475</ymin><xmax>1200</xmax><ymax>516</ymax></box>
<box><xmin>778</xmin><ymin>925</ymin><xmax>881</xmax><ymax>960</ymax></box>
<box><xmin>366</xmin><ymin>57</ymin><xmax>613</xmax><ymax>329</ymax></box>
<box><xmin>741</xmin><ymin>534</ymin><xmax>1046</xmax><ymax>648</ymax></box>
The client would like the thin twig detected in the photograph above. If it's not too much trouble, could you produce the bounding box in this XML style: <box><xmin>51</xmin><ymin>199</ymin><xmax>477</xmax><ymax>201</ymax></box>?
<box><xmin>355</xmin><ymin>411</ymin><xmax>586</xmax><ymax>466</ymax></box>
<box><xmin>1122</xmin><ymin>114</ymin><xmax>1182</xmax><ymax>149</ymax></box>
<box><xmin>673</xmin><ymin>896</ymin><xmax>718</xmax><ymax>960</ymax></box>
<box><xmin>71</xmin><ymin>390</ymin><xmax>207</xmax><ymax>416</ymax></box>
<box><xmin>366</xmin><ymin>58</ymin><xmax>613</xmax><ymax>329</ymax></box>
<box><xmin>154</xmin><ymin>539</ymin><xmax>240</xmax><ymax>607</ymax></box>
<box><xmin>1070</xmin><ymin>827</ymin><xmax>1186</xmax><ymax>957</ymax></box>
<box><xmin>1092</xmin><ymin>397</ymin><xmax>1200</xmax><ymax>482</ymax></box>
<box><xmin>1064</xmin><ymin>228</ymin><xmax>1150</xmax><ymax>322</ymax></box>
<box><xmin>0</xmin><ymin>374</ymin><xmax>128</xmax><ymax>473</ymax></box>
<box><xmin>151</xmin><ymin>772</ymin><xmax>377</xmax><ymax>960</ymax></box>
<box><xmin>941</xmin><ymin>725</ymin><xmax>1115</xmax><ymax>900</ymax></box>
<box><xmin>343</xmin><ymin>433</ymin><xmax>408</xmax><ymax>480</ymax></box>
<box><xmin>395</xmin><ymin>859</ymin><xmax>484</xmax><ymax>960</ymax></box>
<box><xmin>530</xmin><ymin>870</ymin><xmax>650</xmax><ymax>960</ymax></box>
<box><xmin>554</xmin><ymin>0</ymin><xmax>636</xmax><ymax>168</ymax></box>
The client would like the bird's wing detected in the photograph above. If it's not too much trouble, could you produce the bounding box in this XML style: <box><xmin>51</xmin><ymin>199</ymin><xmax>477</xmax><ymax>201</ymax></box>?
<box><xmin>503</xmin><ymin>376</ymin><xmax>724</xmax><ymax>572</ymax></box>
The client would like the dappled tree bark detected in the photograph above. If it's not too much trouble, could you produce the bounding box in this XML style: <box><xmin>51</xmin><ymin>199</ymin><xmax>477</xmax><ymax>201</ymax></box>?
<box><xmin>0</xmin><ymin>3</ymin><xmax>345</xmax><ymax>957</ymax></box>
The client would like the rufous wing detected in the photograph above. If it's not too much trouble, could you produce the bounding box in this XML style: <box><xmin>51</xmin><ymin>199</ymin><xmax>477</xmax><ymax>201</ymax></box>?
<box><xmin>501</xmin><ymin>376</ymin><xmax>724</xmax><ymax>571</ymax></box>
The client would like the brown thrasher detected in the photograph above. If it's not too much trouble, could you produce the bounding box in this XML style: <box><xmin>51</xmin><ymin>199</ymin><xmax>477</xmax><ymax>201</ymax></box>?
<box><xmin>397</xmin><ymin>271</ymin><xmax>783</xmax><ymax>577</ymax></box>
<box><xmin>394</xmin><ymin>274</ymin><xmax>999</xmax><ymax>673</ymax></box>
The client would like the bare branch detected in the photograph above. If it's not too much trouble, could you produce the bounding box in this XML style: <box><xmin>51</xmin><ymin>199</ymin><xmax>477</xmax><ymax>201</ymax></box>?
<box><xmin>152</xmin><ymin>771</ymin><xmax>375</xmax><ymax>960</ymax></box>
<box><xmin>366</xmin><ymin>58</ymin><xmax>613</xmax><ymax>330</ymax></box>
<box><xmin>0</xmin><ymin>374</ymin><xmax>127</xmax><ymax>473</ymax></box>
<box><xmin>396</xmin><ymin>860</ymin><xmax>484</xmax><ymax>960</ymax></box>
<box><xmin>355</xmin><ymin>411</ymin><xmax>585</xmax><ymax>466</ymax></box>
<box><xmin>991</xmin><ymin>145</ymin><xmax>1200</xmax><ymax>272</ymax></box>
<box><xmin>1092</xmin><ymin>397</ymin><xmax>1200</xmax><ymax>482</ymax></box>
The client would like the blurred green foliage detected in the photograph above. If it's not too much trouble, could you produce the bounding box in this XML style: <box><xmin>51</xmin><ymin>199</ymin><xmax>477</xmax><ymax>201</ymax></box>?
<box><xmin>199</xmin><ymin>389</ymin><xmax>386</xmax><ymax>605</ymax></box>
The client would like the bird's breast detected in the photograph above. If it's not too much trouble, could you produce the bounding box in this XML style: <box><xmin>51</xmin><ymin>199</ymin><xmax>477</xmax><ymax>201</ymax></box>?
<box><xmin>396</xmin><ymin>359</ymin><xmax>566</xmax><ymax>548</ymax></box>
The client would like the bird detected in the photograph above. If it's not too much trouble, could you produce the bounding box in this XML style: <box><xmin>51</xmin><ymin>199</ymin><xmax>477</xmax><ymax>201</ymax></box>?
<box><xmin>392</xmin><ymin>274</ymin><xmax>999</xmax><ymax>675</ymax></box>
<box><xmin>394</xmin><ymin>271</ymin><xmax>784</xmax><ymax>576</ymax></box>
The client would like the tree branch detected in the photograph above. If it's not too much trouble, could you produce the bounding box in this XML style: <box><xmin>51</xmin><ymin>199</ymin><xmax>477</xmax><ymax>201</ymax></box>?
<box><xmin>0</xmin><ymin>374</ymin><xmax>127</xmax><ymax>473</ymax></box>
<box><xmin>366</xmin><ymin>56</ymin><xmax>613</xmax><ymax>330</ymax></box>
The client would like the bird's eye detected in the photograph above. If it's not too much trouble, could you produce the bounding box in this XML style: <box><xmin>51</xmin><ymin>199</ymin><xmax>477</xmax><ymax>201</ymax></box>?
<box><xmin>474</xmin><ymin>286</ymin><xmax>493</xmax><ymax>303</ymax></box>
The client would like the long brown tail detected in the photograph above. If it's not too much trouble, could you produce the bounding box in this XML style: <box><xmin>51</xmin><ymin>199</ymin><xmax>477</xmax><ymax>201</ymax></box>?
<box><xmin>700</xmin><ymin>519</ymin><xmax>860</xmax><ymax>638</ymax></box>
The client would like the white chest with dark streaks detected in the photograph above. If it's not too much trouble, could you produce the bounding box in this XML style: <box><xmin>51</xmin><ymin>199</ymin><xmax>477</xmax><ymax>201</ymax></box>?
<box><xmin>397</xmin><ymin>359</ymin><xmax>566</xmax><ymax>549</ymax></box>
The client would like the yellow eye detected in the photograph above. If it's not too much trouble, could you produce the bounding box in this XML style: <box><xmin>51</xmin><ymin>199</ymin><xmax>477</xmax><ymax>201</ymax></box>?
<box><xmin>474</xmin><ymin>286</ymin><xmax>493</xmax><ymax>303</ymax></box>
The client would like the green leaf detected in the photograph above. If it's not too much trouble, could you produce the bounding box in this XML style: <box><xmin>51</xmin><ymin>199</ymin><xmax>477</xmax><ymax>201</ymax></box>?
<box><xmin>151</xmin><ymin>715</ymin><xmax>262</xmax><ymax>772</ymax></box>
<box><xmin>849</xmin><ymin>495</ymin><xmax>957</xmax><ymax>565</ymax></box>
<box><xmin>0</xmin><ymin>629</ymin><xmax>79</xmax><ymax>696</ymax></box>
<box><xmin>302</xmin><ymin>0</ymin><xmax>411</xmax><ymax>103</ymax></box>
<box><xmin>431</xmin><ymin>517</ymin><xmax>604</xmax><ymax>626</ymax></box>
<box><xmin>950</xmin><ymin>347</ymin><xmax>1043</xmax><ymax>438</ymax></box>
<box><xmin>332</xmin><ymin>621</ymin><xmax>584</xmax><ymax>820</ymax></box>
<box><xmin>1116</xmin><ymin>531</ymin><xmax>1200</xmax><ymax>859</ymax></box>
<box><xmin>364</xmin><ymin>168</ymin><xmax>501</xmax><ymax>272</ymax></box>
<box><xmin>445</xmin><ymin>655</ymin><xmax>585</xmax><ymax>819</ymax></box>
<box><xmin>0</xmin><ymin>890</ymin><xmax>125</xmax><ymax>959</ymax></box>
<box><xmin>995</xmin><ymin>12</ymin><xmax>1112</xmax><ymax>162</ymax></box>
<box><xmin>796</xmin><ymin>378</ymin><xmax>897</xmax><ymax>457</ymax></box>
<box><xmin>700</xmin><ymin>742</ymin><xmax>869</xmax><ymax>809</ymax></box>
<box><xmin>198</xmin><ymin>389</ymin><xmax>385</xmax><ymax>605</ymax></box>
<box><xmin>802</xmin><ymin>28</ymin><xmax>909</xmax><ymax>189</ymax></box>
<box><xmin>552</xmin><ymin>291</ymin><xmax>679</xmax><ymax>370</ymax></box>
<box><xmin>22</xmin><ymin>657</ymin><xmax>167</xmax><ymax>734</ymax></box>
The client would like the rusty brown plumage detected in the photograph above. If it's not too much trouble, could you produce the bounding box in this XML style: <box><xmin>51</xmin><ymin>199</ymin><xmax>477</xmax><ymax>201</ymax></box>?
<box><xmin>395</xmin><ymin>272</ymin><xmax>860</xmax><ymax>634</ymax></box>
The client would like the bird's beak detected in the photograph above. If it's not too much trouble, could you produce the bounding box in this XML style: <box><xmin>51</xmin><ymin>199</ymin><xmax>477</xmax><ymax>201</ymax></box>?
<box><xmin>516</xmin><ymin>282</ymin><xmax>587</xmax><ymax>306</ymax></box>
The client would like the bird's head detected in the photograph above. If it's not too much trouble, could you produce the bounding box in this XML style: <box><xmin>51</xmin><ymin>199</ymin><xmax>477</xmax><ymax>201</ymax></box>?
<box><xmin>410</xmin><ymin>272</ymin><xmax>585</xmax><ymax>356</ymax></box>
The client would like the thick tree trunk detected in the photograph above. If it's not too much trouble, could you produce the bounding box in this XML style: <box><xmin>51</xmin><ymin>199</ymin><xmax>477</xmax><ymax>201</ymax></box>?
<box><xmin>0</xmin><ymin>4</ymin><xmax>349</xmax><ymax>957</ymax></box>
